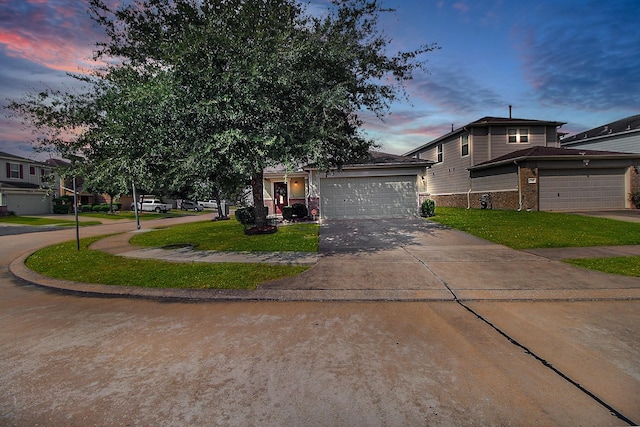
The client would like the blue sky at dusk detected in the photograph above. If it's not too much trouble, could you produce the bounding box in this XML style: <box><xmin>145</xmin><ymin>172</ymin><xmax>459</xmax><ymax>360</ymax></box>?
<box><xmin>1</xmin><ymin>0</ymin><xmax>638</xmax><ymax>161</ymax></box>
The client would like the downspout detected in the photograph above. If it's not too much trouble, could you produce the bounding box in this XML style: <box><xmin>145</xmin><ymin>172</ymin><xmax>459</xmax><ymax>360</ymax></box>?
<box><xmin>467</xmin><ymin>188</ymin><xmax>472</xmax><ymax>209</ymax></box>
<box><xmin>515</xmin><ymin>160</ymin><xmax>523</xmax><ymax>211</ymax></box>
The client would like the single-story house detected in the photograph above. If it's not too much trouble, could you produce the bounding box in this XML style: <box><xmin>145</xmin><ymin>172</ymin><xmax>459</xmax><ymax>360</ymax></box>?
<box><xmin>262</xmin><ymin>152</ymin><xmax>434</xmax><ymax>219</ymax></box>
<box><xmin>0</xmin><ymin>151</ymin><xmax>53</xmax><ymax>215</ymax></box>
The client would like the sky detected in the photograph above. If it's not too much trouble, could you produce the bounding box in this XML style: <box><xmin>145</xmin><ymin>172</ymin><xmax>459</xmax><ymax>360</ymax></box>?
<box><xmin>1</xmin><ymin>0</ymin><xmax>639</xmax><ymax>161</ymax></box>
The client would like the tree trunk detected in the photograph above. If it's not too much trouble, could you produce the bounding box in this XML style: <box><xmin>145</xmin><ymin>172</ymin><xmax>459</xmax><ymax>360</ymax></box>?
<box><xmin>251</xmin><ymin>170</ymin><xmax>267</xmax><ymax>227</ymax></box>
<box><xmin>213</xmin><ymin>186</ymin><xmax>225</xmax><ymax>219</ymax></box>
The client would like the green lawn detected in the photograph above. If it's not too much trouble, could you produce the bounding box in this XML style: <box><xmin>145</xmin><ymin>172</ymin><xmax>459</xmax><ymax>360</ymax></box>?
<box><xmin>26</xmin><ymin>235</ymin><xmax>309</xmax><ymax>290</ymax></box>
<box><xmin>430</xmin><ymin>207</ymin><xmax>640</xmax><ymax>277</ymax></box>
<box><xmin>130</xmin><ymin>220</ymin><xmax>319</xmax><ymax>252</ymax></box>
<box><xmin>79</xmin><ymin>211</ymin><xmax>202</xmax><ymax>220</ymax></box>
<box><xmin>430</xmin><ymin>207</ymin><xmax>640</xmax><ymax>249</ymax></box>
<box><xmin>565</xmin><ymin>256</ymin><xmax>640</xmax><ymax>277</ymax></box>
<box><xmin>0</xmin><ymin>216</ymin><xmax>102</xmax><ymax>227</ymax></box>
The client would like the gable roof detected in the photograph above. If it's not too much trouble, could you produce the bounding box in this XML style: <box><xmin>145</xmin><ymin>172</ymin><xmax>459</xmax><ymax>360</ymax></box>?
<box><xmin>0</xmin><ymin>151</ymin><xmax>32</xmax><ymax>162</ymax></box>
<box><xmin>305</xmin><ymin>150</ymin><xmax>433</xmax><ymax>171</ymax></box>
<box><xmin>404</xmin><ymin>116</ymin><xmax>566</xmax><ymax>156</ymax></box>
<box><xmin>468</xmin><ymin>146</ymin><xmax>639</xmax><ymax>171</ymax></box>
<box><xmin>0</xmin><ymin>151</ymin><xmax>52</xmax><ymax>167</ymax></box>
<box><xmin>561</xmin><ymin>114</ymin><xmax>640</xmax><ymax>145</ymax></box>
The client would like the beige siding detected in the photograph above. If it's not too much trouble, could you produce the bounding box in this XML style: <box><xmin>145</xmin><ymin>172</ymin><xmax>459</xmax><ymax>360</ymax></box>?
<box><xmin>424</xmin><ymin>134</ymin><xmax>472</xmax><ymax>195</ymax></box>
<box><xmin>471</xmin><ymin>170</ymin><xmax>518</xmax><ymax>192</ymax></box>
<box><xmin>489</xmin><ymin>126</ymin><xmax>556</xmax><ymax>160</ymax></box>
<box><xmin>472</xmin><ymin>128</ymin><xmax>489</xmax><ymax>164</ymax></box>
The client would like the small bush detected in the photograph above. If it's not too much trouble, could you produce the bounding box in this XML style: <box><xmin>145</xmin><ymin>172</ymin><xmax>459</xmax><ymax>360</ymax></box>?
<box><xmin>292</xmin><ymin>203</ymin><xmax>308</xmax><ymax>218</ymax></box>
<box><xmin>282</xmin><ymin>206</ymin><xmax>294</xmax><ymax>220</ymax></box>
<box><xmin>53</xmin><ymin>204</ymin><xmax>71</xmax><ymax>214</ymax></box>
<box><xmin>235</xmin><ymin>206</ymin><xmax>268</xmax><ymax>225</ymax></box>
<box><xmin>630</xmin><ymin>191</ymin><xmax>640</xmax><ymax>209</ymax></box>
<box><xmin>421</xmin><ymin>199</ymin><xmax>436</xmax><ymax>217</ymax></box>
<box><xmin>81</xmin><ymin>205</ymin><xmax>93</xmax><ymax>212</ymax></box>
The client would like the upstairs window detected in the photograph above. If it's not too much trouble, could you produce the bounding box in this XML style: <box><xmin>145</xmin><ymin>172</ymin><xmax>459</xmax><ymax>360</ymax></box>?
<box><xmin>30</xmin><ymin>166</ymin><xmax>36</xmax><ymax>175</ymax></box>
<box><xmin>508</xmin><ymin>128</ymin><xmax>529</xmax><ymax>143</ymax></box>
<box><xmin>461</xmin><ymin>135</ymin><xmax>469</xmax><ymax>157</ymax></box>
<box><xmin>6</xmin><ymin>163</ymin><xmax>22</xmax><ymax>179</ymax></box>
<box><xmin>437</xmin><ymin>143</ymin><xmax>443</xmax><ymax>162</ymax></box>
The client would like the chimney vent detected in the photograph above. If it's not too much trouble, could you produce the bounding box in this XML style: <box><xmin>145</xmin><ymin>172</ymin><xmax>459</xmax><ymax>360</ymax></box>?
<box><xmin>509</xmin><ymin>105</ymin><xmax>512</xmax><ymax>119</ymax></box>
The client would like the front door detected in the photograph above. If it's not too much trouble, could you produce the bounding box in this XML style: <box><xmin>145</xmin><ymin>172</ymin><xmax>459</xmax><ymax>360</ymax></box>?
<box><xmin>274</xmin><ymin>182</ymin><xmax>288</xmax><ymax>214</ymax></box>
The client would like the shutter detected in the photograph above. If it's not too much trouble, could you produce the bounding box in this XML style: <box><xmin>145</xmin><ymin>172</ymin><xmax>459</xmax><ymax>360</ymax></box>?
<box><xmin>5</xmin><ymin>163</ymin><xmax>9</xmax><ymax>178</ymax></box>
<box><xmin>19</xmin><ymin>165</ymin><xmax>24</xmax><ymax>179</ymax></box>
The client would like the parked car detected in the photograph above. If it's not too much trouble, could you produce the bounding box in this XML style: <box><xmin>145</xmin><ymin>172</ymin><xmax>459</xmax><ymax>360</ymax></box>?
<box><xmin>181</xmin><ymin>200</ymin><xmax>204</xmax><ymax>212</ymax></box>
<box><xmin>198</xmin><ymin>200</ymin><xmax>219</xmax><ymax>209</ymax></box>
<box><xmin>130</xmin><ymin>198</ymin><xmax>172</xmax><ymax>213</ymax></box>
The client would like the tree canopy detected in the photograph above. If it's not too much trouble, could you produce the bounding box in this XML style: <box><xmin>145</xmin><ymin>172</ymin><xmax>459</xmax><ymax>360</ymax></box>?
<box><xmin>8</xmin><ymin>0</ymin><xmax>438</xmax><ymax>225</ymax></box>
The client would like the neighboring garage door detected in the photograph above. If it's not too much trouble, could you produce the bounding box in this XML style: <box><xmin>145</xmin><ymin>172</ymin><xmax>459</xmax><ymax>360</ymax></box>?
<box><xmin>539</xmin><ymin>169</ymin><xmax>626</xmax><ymax>211</ymax></box>
<box><xmin>319</xmin><ymin>176</ymin><xmax>417</xmax><ymax>219</ymax></box>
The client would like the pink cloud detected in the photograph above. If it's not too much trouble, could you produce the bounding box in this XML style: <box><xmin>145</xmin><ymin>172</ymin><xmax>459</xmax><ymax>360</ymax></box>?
<box><xmin>0</xmin><ymin>29</ymin><xmax>95</xmax><ymax>72</ymax></box>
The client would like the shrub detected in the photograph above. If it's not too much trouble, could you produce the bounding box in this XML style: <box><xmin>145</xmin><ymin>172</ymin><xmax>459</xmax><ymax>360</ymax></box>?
<box><xmin>81</xmin><ymin>205</ymin><xmax>93</xmax><ymax>212</ymax></box>
<box><xmin>53</xmin><ymin>204</ymin><xmax>71</xmax><ymax>214</ymax></box>
<box><xmin>630</xmin><ymin>191</ymin><xmax>640</xmax><ymax>209</ymax></box>
<box><xmin>292</xmin><ymin>203</ymin><xmax>308</xmax><ymax>218</ymax></box>
<box><xmin>282</xmin><ymin>206</ymin><xmax>294</xmax><ymax>220</ymax></box>
<box><xmin>235</xmin><ymin>206</ymin><xmax>268</xmax><ymax>225</ymax></box>
<box><xmin>421</xmin><ymin>199</ymin><xmax>436</xmax><ymax>217</ymax></box>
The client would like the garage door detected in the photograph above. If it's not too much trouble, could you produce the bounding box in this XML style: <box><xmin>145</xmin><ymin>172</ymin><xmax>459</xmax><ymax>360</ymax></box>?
<box><xmin>319</xmin><ymin>176</ymin><xmax>417</xmax><ymax>219</ymax></box>
<box><xmin>539</xmin><ymin>169</ymin><xmax>626</xmax><ymax>211</ymax></box>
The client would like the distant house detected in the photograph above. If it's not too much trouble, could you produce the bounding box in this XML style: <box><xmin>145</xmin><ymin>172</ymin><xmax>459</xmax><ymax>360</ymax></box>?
<box><xmin>45</xmin><ymin>158</ymin><xmax>98</xmax><ymax>206</ymax></box>
<box><xmin>561</xmin><ymin>114</ymin><xmax>640</xmax><ymax>153</ymax></box>
<box><xmin>404</xmin><ymin>117</ymin><xmax>640</xmax><ymax>211</ymax></box>
<box><xmin>0</xmin><ymin>151</ymin><xmax>53</xmax><ymax>215</ymax></box>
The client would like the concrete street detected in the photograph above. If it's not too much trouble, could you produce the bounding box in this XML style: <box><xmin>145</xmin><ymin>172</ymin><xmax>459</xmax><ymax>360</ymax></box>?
<box><xmin>1</xmin><ymin>215</ymin><xmax>639</xmax><ymax>426</ymax></box>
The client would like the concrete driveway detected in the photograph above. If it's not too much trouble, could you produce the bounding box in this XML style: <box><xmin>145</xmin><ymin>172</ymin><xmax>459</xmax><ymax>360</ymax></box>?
<box><xmin>1</xmin><ymin>216</ymin><xmax>639</xmax><ymax>426</ymax></box>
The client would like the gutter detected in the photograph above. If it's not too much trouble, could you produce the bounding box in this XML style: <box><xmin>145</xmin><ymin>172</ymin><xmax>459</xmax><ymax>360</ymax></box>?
<box><xmin>468</xmin><ymin>153</ymin><xmax>640</xmax><ymax>172</ymax></box>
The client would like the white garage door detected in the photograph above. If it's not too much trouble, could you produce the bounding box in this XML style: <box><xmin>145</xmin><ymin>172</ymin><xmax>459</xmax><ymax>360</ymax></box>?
<box><xmin>539</xmin><ymin>169</ymin><xmax>626</xmax><ymax>211</ymax></box>
<box><xmin>6</xmin><ymin>193</ymin><xmax>52</xmax><ymax>215</ymax></box>
<box><xmin>319</xmin><ymin>176</ymin><xmax>418</xmax><ymax>219</ymax></box>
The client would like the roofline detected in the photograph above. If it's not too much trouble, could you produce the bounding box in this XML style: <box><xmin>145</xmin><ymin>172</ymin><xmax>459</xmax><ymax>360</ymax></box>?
<box><xmin>562</xmin><ymin>127</ymin><xmax>640</xmax><ymax>146</ymax></box>
<box><xmin>468</xmin><ymin>153</ymin><xmax>640</xmax><ymax>171</ymax></box>
<box><xmin>403</xmin><ymin>118</ymin><xmax>566</xmax><ymax>156</ymax></box>
<box><xmin>304</xmin><ymin>160</ymin><xmax>434</xmax><ymax>171</ymax></box>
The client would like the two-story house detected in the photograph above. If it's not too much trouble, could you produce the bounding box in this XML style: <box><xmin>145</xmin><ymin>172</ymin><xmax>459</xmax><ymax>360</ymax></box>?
<box><xmin>404</xmin><ymin>117</ymin><xmax>640</xmax><ymax>211</ymax></box>
<box><xmin>1</xmin><ymin>151</ymin><xmax>53</xmax><ymax>215</ymax></box>
<box><xmin>561</xmin><ymin>114</ymin><xmax>640</xmax><ymax>153</ymax></box>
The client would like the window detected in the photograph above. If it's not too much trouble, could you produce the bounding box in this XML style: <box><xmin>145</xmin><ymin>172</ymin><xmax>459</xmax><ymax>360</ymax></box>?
<box><xmin>436</xmin><ymin>143</ymin><xmax>443</xmax><ymax>162</ymax></box>
<box><xmin>461</xmin><ymin>135</ymin><xmax>469</xmax><ymax>157</ymax></box>
<box><xmin>30</xmin><ymin>166</ymin><xmax>36</xmax><ymax>175</ymax></box>
<box><xmin>508</xmin><ymin>128</ymin><xmax>529</xmax><ymax>143</ymax></box>
<box><xmin>6</xmin><ymin>163</ymin><xmax>22</xmax><ymax>179</ymax></box>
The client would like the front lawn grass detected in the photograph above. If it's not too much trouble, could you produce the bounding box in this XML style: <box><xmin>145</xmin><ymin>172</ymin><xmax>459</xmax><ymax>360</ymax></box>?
<box><xmin>430</xmin><ymin>207</ymin><xmax>640</xmax><ymax>249</ymax></box>
<box><xmin>565</xmin><ymin>256</ymin><xmax>640</xmax><ymax>277</ymax></box>
<box><xmin>79</xmin><ymin>211</ymin><xmax>198</xmax><ymax>220</ymax></box>
<box><xmin>26</xmin><ymin>236</ymin><xmax>309</xmax><ymax>290</ymax></box>
<box><xmin>0</xmin><ymin>216</ymin><xmax>101</xmax><ymax>227</ymax></box>
<box><xmin>130</xmin><ymin>220</ymin><xmax>319</xmax><ymax>252</ymax></box>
